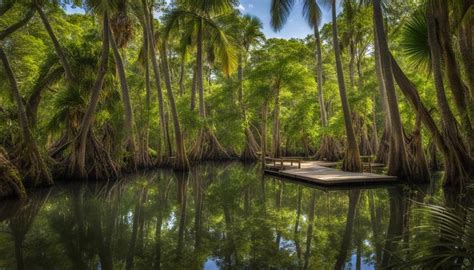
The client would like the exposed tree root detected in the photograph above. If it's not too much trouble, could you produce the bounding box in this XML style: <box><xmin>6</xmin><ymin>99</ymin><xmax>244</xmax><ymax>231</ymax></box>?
<box><xmin>353</xmin><ymin>112</ymin><xmax>373</xmax><ymax>156</ymax></box>
<box><xmin>240</xmin><ymin>127</ymin><xmax>260</xmax><ymax>162</ymax></box>
<box><xmin>405</xmin><ymin>117</ymin><xmax>430</xmax><ymax>182</ymax></box>
<box><xmin>189</xmin><ymin>127</ymin><xmax>230</xmax><ymax>161</ymax></box>
<box><xmin>0</xmin><ymin>148</ymin><xmax>26</xmax><ymax>199</ymax></box>
<box><xmin>13</xmin><ymin>140</ymin><xmax>53</xmax><ymax>187</ymax></box>
<box><xmin>136</xmin><ymin>134</ymin><xmax>153</xmax><ymax>169</ymax></box>
<box><xmin>64</xmin><ymin>130</ymin><xmax>119</xmax><ymax>180</ymax></box>
<box><xmin>342</xmin><ymin>146</ymin><xmax>362</xmax><ymax>172</ymax></box>
<box><xmin>427</xmin><ymin>141</ymin><xmax>441</xmax><ymax>171</ymax></box>
<box><xmin>314</xmin><ymin>135</ymin><xmax>343</xmax><ymax>161</ymax></box>
<box><xmin>375</xmin><ymin>127</ymin><xmax>389</xmax><ymax>164</ymax></box>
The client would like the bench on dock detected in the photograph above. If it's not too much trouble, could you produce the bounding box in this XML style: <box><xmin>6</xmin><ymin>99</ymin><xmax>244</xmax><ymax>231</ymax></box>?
<box><xmin>264</xmin><ymin>157</ymin><xmax>302</xmax><ymax>170</ymax></box>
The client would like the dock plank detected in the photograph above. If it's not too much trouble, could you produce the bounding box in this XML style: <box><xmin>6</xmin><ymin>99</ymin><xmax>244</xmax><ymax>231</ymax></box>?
<box><xmin>265</xmin><ymin>161</ymin><xmax>396</xmax><ymax>186</ymax></box>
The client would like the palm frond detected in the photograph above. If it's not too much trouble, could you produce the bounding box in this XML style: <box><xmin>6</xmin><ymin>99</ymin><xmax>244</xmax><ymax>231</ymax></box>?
<box><xmin>270</xmin><ymin>0</ymin><xmax>296</xmax><ymax>31</ymax></box>
<box><xmin>302</xmin><ymin>0</ymin><xmax>322</xmax><ymax>29</ymax></box>
<box><xmin>400</xmin><ymin>8</ymin><xmax>431</xmax><ymax>73</ymax></box>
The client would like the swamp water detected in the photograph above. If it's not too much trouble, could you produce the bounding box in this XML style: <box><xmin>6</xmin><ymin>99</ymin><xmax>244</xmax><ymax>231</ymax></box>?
<box><xmin>0</xmin><ymin>162</ymin><xmax>463</xmax><ymax>269</ymax></box>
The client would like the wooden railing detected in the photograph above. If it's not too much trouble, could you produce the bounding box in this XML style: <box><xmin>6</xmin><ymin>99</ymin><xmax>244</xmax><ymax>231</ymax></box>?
<box><xmin>264</xmin><ymin>157</ymin><xmax>302</xmax><ymax>169</ymax></box>
<box><xmin>361</xmin><ymin>155</ymin><xmax>375</xmax><ymax>172</ymax></box>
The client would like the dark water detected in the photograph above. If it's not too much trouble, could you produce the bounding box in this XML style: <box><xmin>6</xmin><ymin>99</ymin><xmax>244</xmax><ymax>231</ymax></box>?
<box><xmin>0</xmin><ymin>162</ymin><xmax>460</xmax><ymax>269</ymax></box>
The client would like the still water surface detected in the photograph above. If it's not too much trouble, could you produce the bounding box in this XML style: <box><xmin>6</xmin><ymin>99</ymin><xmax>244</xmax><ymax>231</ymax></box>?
<box><xmin>0</xmin><ymin>162</ymin><xmax>449</xmax><ymax>269</ymax></box>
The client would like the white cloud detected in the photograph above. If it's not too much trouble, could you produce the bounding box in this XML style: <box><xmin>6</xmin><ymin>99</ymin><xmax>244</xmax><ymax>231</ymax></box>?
<box><xmin>238</xmin><ymin>4</ymin><xmax>245</xmax><ymax>11</ymax></box>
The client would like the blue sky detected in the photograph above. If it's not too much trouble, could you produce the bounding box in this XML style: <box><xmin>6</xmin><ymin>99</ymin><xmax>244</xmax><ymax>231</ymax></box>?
<box><xmin>237</xmin><ymin>0</ymin><xmax>335</xmax><ymax>39</ymax></box>
<box><xmin>65</xmin><ymin>0</ymin><xmax>338</xmax><ymax>39</ymax></box>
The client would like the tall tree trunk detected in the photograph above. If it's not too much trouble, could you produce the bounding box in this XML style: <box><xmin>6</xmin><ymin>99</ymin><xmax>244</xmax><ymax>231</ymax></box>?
<box><xmin>348</xmin><ymin>40</ymin><xmax>356</xmax><ymax>90</ymax></box>
<box><xmin>138</xmin><ymin>21</ymin><xmax>153</xmax><ymax>168</ymax></box>
<box><xmin>373</xmin><ymin>17</ymin><xmax>390</xmax><ymax>164</ymax></box>
<box><xmin>35</xmin><ymin>3</ymin><xmax>74</xmax><ymax>82</ymax></box>
<box><xmin>0</xmin><ymin>47</ymin><xmax>53</xmax><ymax>186</ymax></box>
<box><xmin>160</xmin><ymin>41</ymin><xmax>190</xmax><ymax>170</ymax></box>
<box><xmin>68</xmin><ymin>13</ymin><xmax>115</xmax><ymax>179</ymax></box>
<box><xmin>272</xmin><ymin>83</ymin><xmax>281</xmax><ymax>158</ymax></box>
<box><xmin>373</xmin><ymin>0</ymin><xmax>412</xmax><ymax>179</ymax></box>
<box><xmin>191</xmin><ymin>64</ymin><xmax>197</xmax><ymax>111</ymax></box>
<box><xmin>108</xmin><ymin>17</ymin><xmax>138</xmax><ymax>169</ymax></box>
<box><xmin>390</xmin><ymin>53</ymin><xmax>474</xmax><ymax>185</ymax></box>
<box><xmin>435</xmin><ymin>0</ymin><xmax>473</xmax><ymax>153</ymax></box>
<box><xmin>189</xmin><ymin>18</ymin><xmax>229</xmax><ymax>160</ymax></box>
<box><xmin>314</xmin><ymin>26</ymin><xmax>327</xmax><ymax>127</ymax></box>
<box><xmin>331</xmin><ymin>0</ymin><xmax>361</xmax><ymax>172</ymax></box>
<box><xmin>143</xmin><ymin>1</ymin><xmax>169</xmax><ymax>162</ymax></box>
<box><xmin>197</xmin><ymin>19</ymin><xmax>205</xmax><ymax>118</ymax></box>
<box><xmin>238</xmin><ymin>54</ymin><xmax>259</xmax><ymax>161</ymax></box>
<box><xmin>178</xmin><ymin>56</ymin><xmax>185</xmax><ymax>96</ymax></box>
<box><xmin>261</xmin><ymin>101</ymin><xmax>268</xmax><ymax>168</ymax></box>
<box><xmin>426</xmin><ymin>2</ymin><xmax>474</xmax><ymax>187</ymax></box>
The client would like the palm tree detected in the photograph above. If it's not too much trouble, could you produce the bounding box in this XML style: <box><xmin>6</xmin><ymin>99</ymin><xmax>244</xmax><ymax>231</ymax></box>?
<box><xmin>160</xmin><ymin>35</ymin><xmax>190</xmax><ymax>170</ymax></box>
<box><xmin>235</xmin><ymin>14</ymin><xmax>264</xmax><ymax>161</ymax></box>
<box><xmin>108</xmin><ymin>0</ymin><xmax>138</xmax><ymax>169</ymax></box>
<box><xmin>141</xmin><ymin>0</ymin><xmax>170</xmax><ymax>164</ymax></box>
<box><xmin>271</xmin><ymin>0</ymin><xmax>361</xmax><ymax>171</ymax></box>
<box><xmin>0</xmin><ymin>47</ymin><xmax>53</xmax><ymax>186</ymax></box>
<box><xmin>68</xmin><ymin>0</ymin><xmax>119</xmax><ymax>179</ymax></box>
<box><xmin>372</xmin><ymin>0</ymin><xmax>412</xmax><ymax>179</ymax></box>
<box><xmin>164</xmin><ymin>0</ymin><xmax>238</xmax><ymax>160</ymax></box>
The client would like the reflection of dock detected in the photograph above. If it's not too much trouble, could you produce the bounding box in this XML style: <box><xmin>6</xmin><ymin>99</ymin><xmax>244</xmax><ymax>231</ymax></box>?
<box><xmin>264</xmin><ymin>158</ymin><xmax>396</xmax><ymax>186</ymax></box>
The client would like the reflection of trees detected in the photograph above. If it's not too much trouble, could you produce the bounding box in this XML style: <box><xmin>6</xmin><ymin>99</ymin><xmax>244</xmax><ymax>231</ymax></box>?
<box><xmin>381</xmin><ymin>187</ymin><xmax>404</xmax><ymax>268</ymax></box>
<box><xmin>368</xmin><ymin>190</ymin><xmax>383</xmax><ymax>268</ymax></box>
<box><xmin>334</xmin><ymin>189</ymin><xmax>361</xmax><ymax>270</ymax></box>
<box><xmin>294</xmin><ymin>186</ymin><xmax>303</xmax><ymax>268</ymax></box>
<box><xmin>154</xmin><ymin>172</ymin><xmax>172</xmax><ymax>270</ymax></box>
<box><xmin>303</xmin><ymin>190</ymin><xmax>316</xmax><ymax>270</ymax></box>
<box><xmin>125</xmin><ymin>185</ymin><xmax>148</xmax><ymax>270</ymax></box>
<box><xmin>176</xmin><ymin>171</ymin><xmax>188</xmax><ymax>261</ymax></box>
<box><xmin>8</xmin><ymin>190</ymin><xmax>51</xmax><ymax>270</ymax></box>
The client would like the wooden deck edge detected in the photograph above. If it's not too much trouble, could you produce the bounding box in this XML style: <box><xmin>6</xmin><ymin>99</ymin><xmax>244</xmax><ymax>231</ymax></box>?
<box><xmin>264</xmin><ymin>169</ymin><xmax>398</xmax><ymax>186</ymax></box>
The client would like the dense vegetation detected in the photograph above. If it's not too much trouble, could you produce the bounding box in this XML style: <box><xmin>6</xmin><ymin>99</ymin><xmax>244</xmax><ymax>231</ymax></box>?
<box><xmin>0</xmin><ymin>0</ymin><xmax>473</xmax><ymax>199</ymax></box>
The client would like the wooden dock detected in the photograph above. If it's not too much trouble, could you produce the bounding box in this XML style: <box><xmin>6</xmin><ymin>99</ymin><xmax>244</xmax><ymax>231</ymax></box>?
<box><xmin>264</xmin><ymin>159</ymin><xmax>397</xmax><ymax>186</ymax></box>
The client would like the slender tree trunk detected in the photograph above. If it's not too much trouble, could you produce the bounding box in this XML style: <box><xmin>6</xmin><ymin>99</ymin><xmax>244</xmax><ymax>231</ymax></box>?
<box><xmin>35</xmin><ymin>3</ymin><xmax>74</xmax><ymax>82</ymax></box>
<box><xmin>69</xmin><ymin>14</ymin><xmax>112</xmax><ymax>179</ymax></box>
<box><xmin>272</xmin><ymin>83</ymin><xmax>281</xmax><ymax>158</ymax></box>
<box><xmin>426</xmin><ymin>3</ymin><xmax>474</xmax><ymax>187</ymax></box>
<box><xmin>238</xmin><ymin>54</ymin><xmax>259</xmax><ymax>161</ymax></box>
<box><xmin>0</xmin><ymin>8</ymin><xmax>35</xmax><ymax>41</ymax></box>
<box><xmin>27</xmin><ymin>67</ymin><xmax>63</xmax><ymax>127</ymax></box>
<box><xmin>197</xmin><ymin>19</ymin><xmax>205</xmax><ymax>117</ymax></box>
<box><xmin>143</xmin><ymin>1</ymin><xmax>168</xmax><ymax>162</ymax></box>
<box><xmin>261</xmin><ymin>101</ymin><xmax>268</xmax><ymax>168</ymax></box>
<box><xmin>435</xmin><ymin>0</ymin><xmax>473</xmax><ymax>153</ymax></box>
<box><xmin>390</xmin><ymin>54</ymin><xmax>474</xmax><ymax>184</ymax></box>
<box><xmin>191</xmin><ymin>65</ymin><xmax>197</xmax><ymax>111</ymax></box>
<box><xmin>373</xmin><ymin>0</ymin><xmax>412</xmax><ymax>179</ymax></box>
<box><xmin>373</xmin><ymin>18</ymin><xmax>390</xmax><ymax>164</ymax></box>
<box><xmin>160</xmin><ymin>41</ymin><xmax>190</xmax><ymax>170</ymax></box>
<box><xmin>349</xmin><ymin>40</ymin><xmax>356</xmax><ymax>90</ymax></box>
<box><xmin>331</xmin><ymin>0</ymin><xmax>361</xmax><ymax>172</ymax></box>
<box><xmin>108</xmin><ymin>18</ymin><xmax>138</xmax><ymax>169</ymax></box>
<box><xmin>0</xmin><ymin>47</ymin><xmax>53</xmax><ymax>186</ymax></box>
<box><xmin>314</xmin><ymin>26</ymin><xmax>327</xmax><ymax>127</ymax></box>
<box><xmin>179</xmin><ymin>57</ymin><xmax>185</xmax><ymax>96</ymax></box>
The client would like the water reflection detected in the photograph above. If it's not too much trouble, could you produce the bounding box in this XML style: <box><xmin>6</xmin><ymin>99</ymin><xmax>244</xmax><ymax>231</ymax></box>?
<box><xmin>0</xmin><ymin>162</ymin><xmax>457</xmax><ymax>269</ymax></box>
